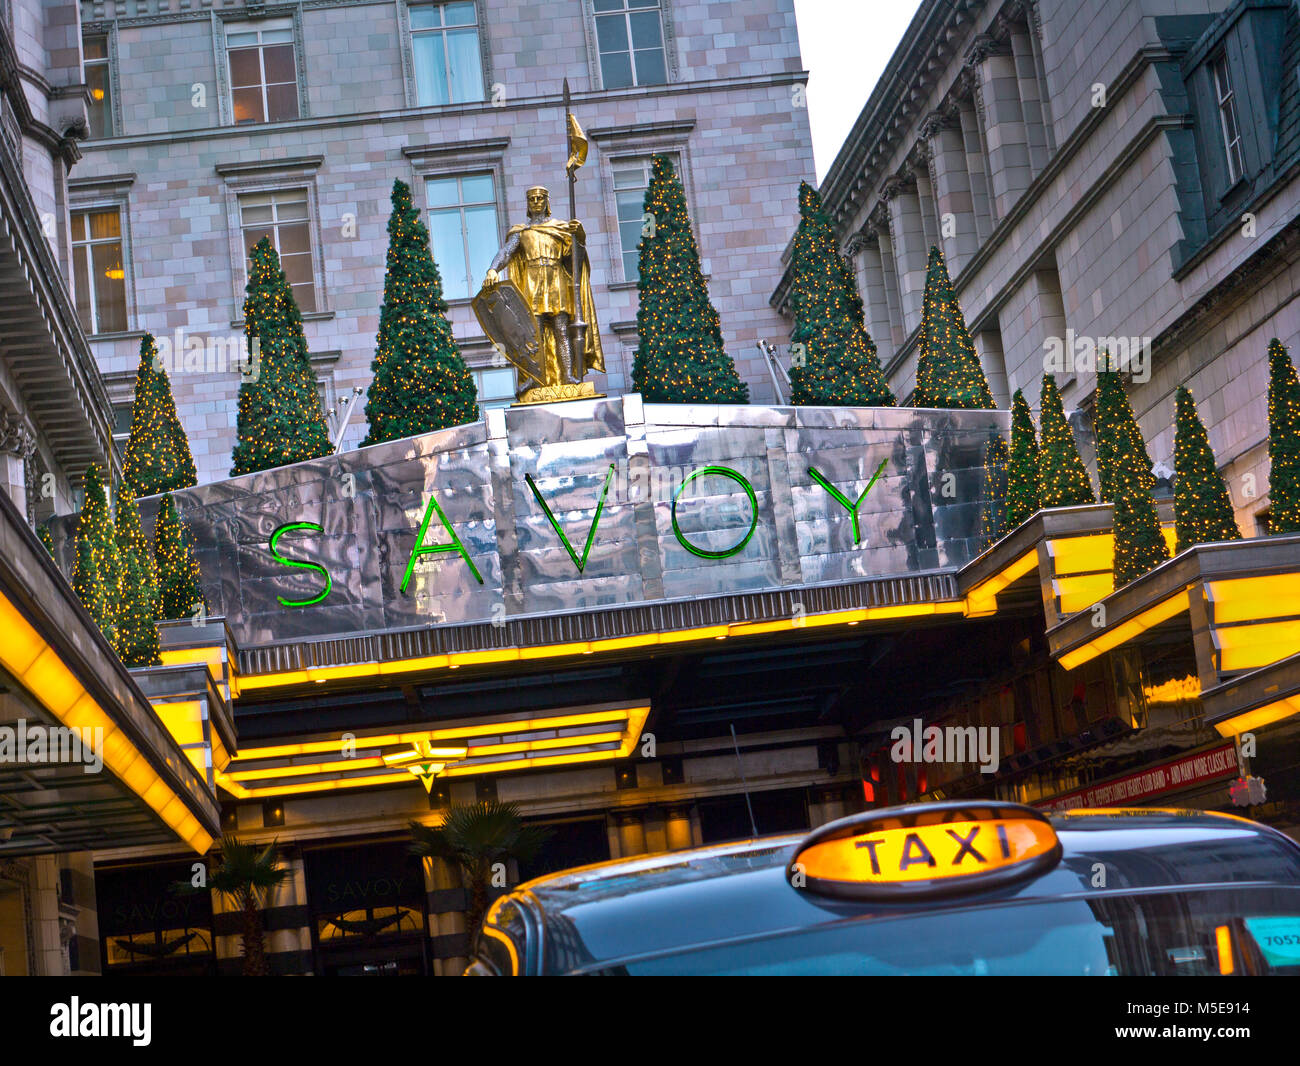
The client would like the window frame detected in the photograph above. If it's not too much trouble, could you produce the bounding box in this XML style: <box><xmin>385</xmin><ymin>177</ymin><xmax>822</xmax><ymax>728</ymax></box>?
<box><xmin>584</xmin><ymin>0</ymin><xmax>677</xmax><ymax>91</ymax></box>
<box><xmin>220</xmin><ymin>15</ymin><xmax>306</xmax><ymax>128</ymax></box>
<box><xmin>590</xmin><ymin>125</ymin><xmax>696</xmax><ymax>288</ymax></box>
<box><xmin>423</xmin><ymin>171</ymin><xmax>500</xmax><ymax>303</ymax></box>
<box><xmin>609</xmin><ymin>151</ymin><xmax>681</xmax><ymax>284</ymax></box>
<box><xmin>405</xmin><ymin>0</ymin><xmax>488</xmax><ymax>108</ymax></box>
<box><xmin>83</xmin><ymin>31</ymin><xmax>116</xmax><ymax>139</ymax></box>
<box><xmin>237</xmin><ymin>187</ymin><xmax>320</xmax><ymax>313</ymax></box>
<box><xmin>218</xmin><ymin>159</ymin><xmax>329</xmax><ymax>323</ymax></box>
<box><xmin>69</xmin><ymin>203</ymin><xmax>131</xmax><ymax>336</ymax></box>
<box><xmin>1211</xmin><ymin>52</ymin><xmax>1245</xmax><ymax>187</ymax></box>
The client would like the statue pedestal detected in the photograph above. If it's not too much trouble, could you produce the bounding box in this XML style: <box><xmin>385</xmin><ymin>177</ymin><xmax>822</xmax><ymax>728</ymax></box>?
<box><xmin>512</xmin><ymin>381</ymin><xmax>604</xmax><ymax>406</ymax></box>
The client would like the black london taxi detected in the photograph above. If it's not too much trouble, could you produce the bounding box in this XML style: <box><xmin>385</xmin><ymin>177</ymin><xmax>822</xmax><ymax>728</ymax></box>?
<box><xmin>464</xmin><ymin>801</ymin><xmax>1300</xmax><ymax>975</ymax></box>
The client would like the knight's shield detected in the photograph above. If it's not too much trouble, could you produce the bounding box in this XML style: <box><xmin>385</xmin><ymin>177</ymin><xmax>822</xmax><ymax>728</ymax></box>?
<box><xmin>472</xmin><ymin>280</ymin><xmax>544</xmax><ymax>387</ymax></box>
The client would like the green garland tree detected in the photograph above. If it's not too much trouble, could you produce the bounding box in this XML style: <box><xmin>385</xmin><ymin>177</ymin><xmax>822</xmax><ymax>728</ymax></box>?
<box><xmin>362</xmin><ymin>180</ymin><xmax>478</xmax><ymax>445</ymax></box>
<box><xmin>1006</xmin><ymin>389</ymin><xmax>1041</xmax><ymax>528</ymax></box>
<box><xmin>912</xmin><ymin>246</ymin><xmax>995</xmax><ymax>409</ymax></box>
<box><xmin>231</xmin><ymin>238</ymin><xmax>332</xmax><ymax>476</ymax></box>
<box><xmin>1038</xmin><ymin>374</ymin><xmax>1095</xmax><ymax>507</ymax></box>
<box><xmin>154</xmin><ymin>492</ymin><xmax>206</xmax><ymax>621</ymax></box>
<box><xmin>38</xmin><ymin>523</ymin><xmax>54</xmax><ymax>556</ymax></box>
<box><xmin>122</xmin><ymin>333</ymin><xmax>198</xmax><ymax>496</ymax></box>
<box><xmin>980</xmin><ymin>434</ymin><xmax>1010</xmax><ymax>546</ymax></box>
<box><xmin>1094</xmin><ymin>366</ymin><xmax>1155</xmax><ymax>503</ymax></box>
<box><xmin>1113</xmin><ymin>491</ymin><xmax>1170</xmax><ymax>588</ymax></box>
<box><xmin>114</xmin><ymin>483</ymin><xmax>161</xmax><ymax>667</ymax></box>
<box><xmin>72</xmin><ymin>465</ymin><xmax>121</xmax><ymax>650</ymax></box>
<box><xmin>1173</xmin><ymin>386</ymin><xmax>1240</xmax><ymax>553</ymax></box>
<box><xmin>1268</xmin><ymin>338</ymin><xmax>1300</xmax><ymax>534</ymax></box>
<box><xmin>786</xmin><ymin>181</ymin><xmax>894</xmax><ymax>406</ymax></box>
<box><xmin>631</xmin><ymin>154</ymin><xmax>748</xmax><ymax>403</ymax></box>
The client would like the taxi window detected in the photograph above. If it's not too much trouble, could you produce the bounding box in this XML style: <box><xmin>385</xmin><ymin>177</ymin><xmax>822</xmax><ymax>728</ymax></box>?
<box><xmin>577</xmin><ymin>885</ymin><xmax>1300</xmax><ymax>976</ymax></box>
<box><xmin>469</xmin><ymin>898</ymin><xmax>528</xmax><ymax>976</ymax></box>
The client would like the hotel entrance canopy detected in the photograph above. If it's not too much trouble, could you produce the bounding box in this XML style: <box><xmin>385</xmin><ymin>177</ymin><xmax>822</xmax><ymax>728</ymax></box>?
<box><xmin>80</xmin><ymin>397</ymin><xmax>1010</xmax><ymax>692</ymax></box>
<box><xmin>0</xmin><ymin>490</ymin><xmax>218</xmax><ymax>856</ymax></box>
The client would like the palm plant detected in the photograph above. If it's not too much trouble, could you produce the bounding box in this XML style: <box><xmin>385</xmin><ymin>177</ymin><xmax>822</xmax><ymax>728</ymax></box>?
<box><xmin>177</xmin><ymin>835</ymin><xmax>290</xmax><ymax>976</ymax></box>
<box><xmin>409</xmin><ymin>801</ymin><xmax>552</xmax><ymax>939</ymax></box>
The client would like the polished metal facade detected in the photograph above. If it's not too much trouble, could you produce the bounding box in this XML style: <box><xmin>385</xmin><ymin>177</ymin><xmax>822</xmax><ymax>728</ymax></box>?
<box><xmin>56</xmin><ymin>398</ymin><xmax>1009</xmax><ymax>651</ymax></box>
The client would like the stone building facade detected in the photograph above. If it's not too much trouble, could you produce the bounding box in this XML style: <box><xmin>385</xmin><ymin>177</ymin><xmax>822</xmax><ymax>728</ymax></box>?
<box><xmin>776</xmin><ymin>0</ymin><xmax>1300</xmax><ymax>536</ymax></box>
<box><xmin>75</xmin><ymin>0</ymin><xmax>814</xmax><ymax>485</ymax></box>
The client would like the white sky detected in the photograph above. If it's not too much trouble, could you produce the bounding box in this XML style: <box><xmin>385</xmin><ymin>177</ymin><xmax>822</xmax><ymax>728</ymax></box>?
<box><xmin>793</xmin><ymin>0</ymin><xmax>926</xmax><ymax>182</ymax></box>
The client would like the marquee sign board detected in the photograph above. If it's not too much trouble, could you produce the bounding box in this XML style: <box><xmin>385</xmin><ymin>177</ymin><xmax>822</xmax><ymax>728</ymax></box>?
<box><xmin>55</xmin><ymin>397</ymin><xmax>1011</xmax><ymax>652</ymax></box>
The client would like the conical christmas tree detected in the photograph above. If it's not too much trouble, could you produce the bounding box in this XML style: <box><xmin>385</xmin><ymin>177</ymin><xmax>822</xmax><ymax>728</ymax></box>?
<box><xmin>912</xmin><ymin>246</ymin><xmax>995</xmax><ymax>409</ymax></box>
<box><xmin>231</xmin><ymin>238</ymin><xmax>332</xmax><ymax>475</ymax></box>
<box><xmin>980</xmin><ymin>434</ymin><xmax>1009</xmax><ymax>547</ymax></box>
<box><xmin>72</xmin><ymin>465</ymin><xmax>121</xmax><ymax>650</ymax></box>
<box><xmin>38</xmin><ymin>523</ymin><xmax>54</xmax><ymax>556</ymax></box>
<box><xmin>1005</xmin><ymin>389</ymin><xmax>1041</xmax><ymax>528</ymax></box>
<box><xmin>153</xmin><ymin>493</ymin><xmax>206</xmax><ymax>621</ymax></box>
<box><xmin>1099</xmin><ymin>399</ymin><xmax>1168</xmax><ymax>589</ymax></box>
<box><xmin>362</xmin><ymin>180</ymin><xmax>479</xmax><ymax>445</ymax></box>
<box><xmin>114</xmin><ymin>483</ymin><xmax>161</xmax><ymax>666</ymax></box>
<box><xmin>1268</xmin><ymin>338</ymin><xmax>1300</xmax><ymax>535</ymax></box>
<box><xmin>1094</xmin><ymin>366</ymin><xmax>1155</xmax><ymax>504</ymax></box>
<box><xmin>786</xmin><ymin>181</ymin><xmax>894</xmax><ymax>407</ymax></box>
<box><xmin>1112</xmin><ymin>490</ymin><xmax>1169</xmax><ymax>588</ymax></box>
<box><xmin>631</xmin><ymin>154</ymin><xmax>748</xmax><ymax>403</ymax></box>
<box><xmin>121</xmin><ymin>333</ymin><xmax>198</xmax><ymax>496</ymax></box>
<box><xmin>1173</xmin><ymin>386</ymin><xmax>1240</xmax><ymax>553</ymax></box>
<box><xmin>1038</xmin><ymin>374</ymin><xmax>1095</xmax><ymax>507</ymax></box>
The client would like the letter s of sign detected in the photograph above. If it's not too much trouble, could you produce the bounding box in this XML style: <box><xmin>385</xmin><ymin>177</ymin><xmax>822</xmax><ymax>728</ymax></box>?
<box><xmin>268</xmin><ymin>522</ymin><xmax>333</xmax><ymax>607</ymax></box>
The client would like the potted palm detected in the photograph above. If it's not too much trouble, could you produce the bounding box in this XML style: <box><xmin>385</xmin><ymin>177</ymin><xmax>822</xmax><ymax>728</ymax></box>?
<box><xmin>176</xmin><ymin>835</ymin><xmax>291</xmax><ymax>976</ymax></box>
<box><xmin>410</xmin><ymin>801</ymin><xmax>552</xmax><ymax>941</ymax></box>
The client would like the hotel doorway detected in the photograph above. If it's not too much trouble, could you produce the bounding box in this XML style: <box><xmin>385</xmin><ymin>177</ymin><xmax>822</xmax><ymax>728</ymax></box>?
<box><xmin>304</xmin><ymin>840</ymin><xmax>430</xmax><ymax>977</ymax></box>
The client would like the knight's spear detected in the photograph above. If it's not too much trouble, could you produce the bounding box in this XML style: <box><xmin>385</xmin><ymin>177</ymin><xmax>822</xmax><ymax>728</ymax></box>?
<box><xmin>563</xmin><ymin>78</ymin><xmax>588</xmax><ymax>373</ymax></box>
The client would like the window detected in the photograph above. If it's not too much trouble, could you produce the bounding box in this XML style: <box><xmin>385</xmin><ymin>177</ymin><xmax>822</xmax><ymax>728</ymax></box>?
<box><xmin>227</xmin><ymin>21</ymin><xmax>299</xmax><ymax>125</ymax></box>
<box><xmin>410</xmin><ymin>2</ymin><xmax>484</xmax><ymax>106</ymax></box>
<box><xmin>239</xmin><ymin>189</ymin><xmax>316</xmax><ymax>312</ymax></box>
<box><xmin>1212</xmin><ymin>54</ymin><xmax>1244</xmax><ymax>185</ymax></box>
<box><xmin>71</xmin><ymin>208</ymin><xmax>127</xmax><ymax>334</ymax></box>
<box><xmin>111</xmin><ymin>403</ymin><xmax>132</xmax><ymax>448</ymax></box>
<box><xmin>612</xmin><ymin>154</ymin><xmax>677</xmax><ymax>281</ymax></box>
<box><xmin>474</xmin><ymin>366</ymin><xmax>515</xmax><ymax>414</ymax></box>
<box><xmin>594</xmin><ymin>0</ymin><xmax>667</xmax><ymax>89</ymax></box>
<box><xmin>425</xmin><ymin>173</ymin><xmax>497</xmax><ymax>301</ymax></box>
<box><xmin>84</xmin><ymin>36</ymin><xmax>112</xmax><ymax>138</ymax></box>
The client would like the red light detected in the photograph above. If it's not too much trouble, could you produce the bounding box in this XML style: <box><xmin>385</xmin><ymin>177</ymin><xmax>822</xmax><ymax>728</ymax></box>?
<box><xmin>862</xmin><ymin>779</ymin><xmax>874</xmax><ymax>803</ymax></box>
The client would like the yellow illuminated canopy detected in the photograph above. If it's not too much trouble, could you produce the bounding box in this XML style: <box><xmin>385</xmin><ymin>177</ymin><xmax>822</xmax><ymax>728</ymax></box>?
<box><xmin>216</xmin><ymin>702</ymin><xmax>651</xmax><ymax>798</ymax></box>
<box><xmin>790</xmin><ymin>802</ymin><xmax>1061</xmax><ymax>900</ymax></box>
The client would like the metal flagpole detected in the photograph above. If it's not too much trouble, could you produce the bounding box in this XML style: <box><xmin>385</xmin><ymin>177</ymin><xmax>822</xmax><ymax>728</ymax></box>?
<box><xmin>563</xmin><ymin>78</ymin><xmax>586</xmax><ymax>375</ymax></box>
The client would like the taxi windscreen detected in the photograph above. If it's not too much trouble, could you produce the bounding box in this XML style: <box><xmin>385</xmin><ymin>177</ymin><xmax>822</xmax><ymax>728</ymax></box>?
<box><xmin>573</xmin><ymin>885</ymin><xmax>1300</xmax><ymax>976</ymax></box>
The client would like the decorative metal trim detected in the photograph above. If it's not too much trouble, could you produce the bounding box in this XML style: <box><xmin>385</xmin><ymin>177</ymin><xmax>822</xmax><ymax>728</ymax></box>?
<box><xmin>237</xmin><ymin>571</ymin><xmax>963</xmax><ymax>677</ymax></box>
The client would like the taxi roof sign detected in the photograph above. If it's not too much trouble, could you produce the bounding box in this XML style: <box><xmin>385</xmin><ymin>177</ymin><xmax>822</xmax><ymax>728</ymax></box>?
<box><xmin>789</xmin><ymin>801</ymin><xmax>1062</xmax><ymax>901</ymax></box>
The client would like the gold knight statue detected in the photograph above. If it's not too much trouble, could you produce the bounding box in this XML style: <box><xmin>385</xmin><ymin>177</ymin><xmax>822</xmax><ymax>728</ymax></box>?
<box><xmin>483</xmin><ymin>186</ymin><xmax>604</xmax><ymax>400</ymax></box>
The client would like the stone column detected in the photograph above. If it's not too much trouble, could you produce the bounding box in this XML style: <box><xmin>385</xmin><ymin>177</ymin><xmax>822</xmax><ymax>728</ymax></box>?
<box><xmin>955</xmin><ymin>90</ymin><xmax>994</xmax><ymax>241</ymax></box>
<box><xmin>976</xmin><ymin>327</ymin><xmax>1011</xmax><ymax>409</ymax></box>
<box><xmin>855</xmin><ymin>232</ymin><xmax>897</xmax><ymax>364</ymax></box>
<box><xmin>923</xmin><ymin>109</ymin><xmax>980</xmax><ymax>275</ymax></box>
<box><xmin>664</xmin><ymin>805</ymin><xmax>693</xmax><ymax>851</ymax></box>
<box><xmin>968</xmin><ymin>34</ymin><xmax>1033</xmax><ymax>218</ymax></box>
<box><xmin>424</xmin><ymin>854</ymin><xmax>468</xmax><ymax>977</ymax></box>
<box><xmin>0</xmin><ymin>411</ymin><xmax>35</xmax><ymax>522</ymax></box>
<box><xmin>884</xmin><ymin>177</ymin><xmax>929</xmax><ymax>336</ymax></box>
<box><xmin>613</xmin><ymin>810</ymin><xmax>646</xmax><ymax>858</ymax></box>
<box><xmin>1009</xmin><ymin>23</ymin><xmax>1050</xmax><ymax>175</ymax></box>
<box><xmin>911</xmin><ymin>152</ymin><xmax>941</xmax><ymax>253</ymax></box>
<box><xmin>875</xmin><ymin>225</ymin><xmax>906</xmax><ymax>352</ymax></box>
